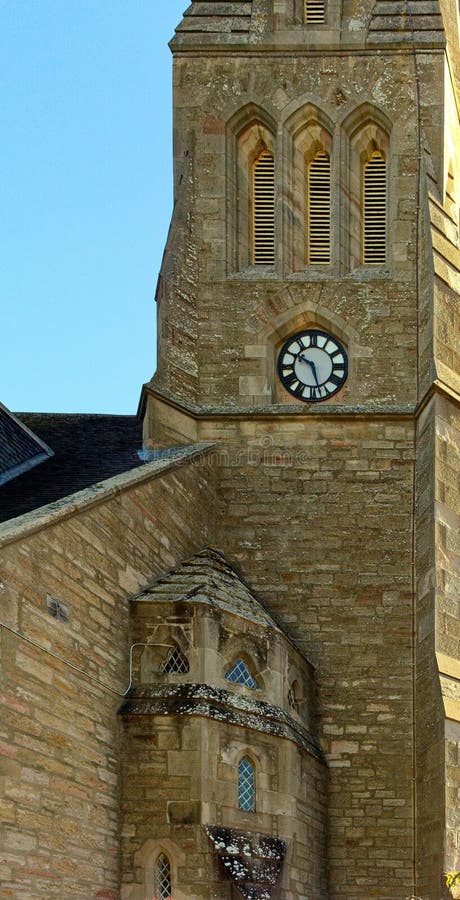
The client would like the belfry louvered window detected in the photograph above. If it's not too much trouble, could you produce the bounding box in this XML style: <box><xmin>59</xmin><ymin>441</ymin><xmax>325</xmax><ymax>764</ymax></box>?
<box><xmin>363</xmin><ymin>151</ymin><xmax>386</xmax><ymax>265</ymax></box>
<box><xmin>304</xmin><ymin>0</ymin><xmax>326</xmax><ymax>24</ymax></box>
<box><xmin>252</xmin><ymin>149</ymin><xmax>275</xmax><ymax>265</ymax></box>
<box><xmin>155</xmin><ymin>853</ymin><xmax>172</xmax><ymax>900</ymax></box>
<box><xmin>307</xmin><ymin>150</ymin><xmax>331</xmax><ymax>264</ymax></box>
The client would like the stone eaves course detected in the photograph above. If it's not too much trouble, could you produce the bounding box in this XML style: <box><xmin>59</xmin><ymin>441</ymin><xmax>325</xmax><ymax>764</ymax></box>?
<box><xmin>121</xmin><ymin>681</ymin><xmax>324</xmax><ymax>760</ymax></box>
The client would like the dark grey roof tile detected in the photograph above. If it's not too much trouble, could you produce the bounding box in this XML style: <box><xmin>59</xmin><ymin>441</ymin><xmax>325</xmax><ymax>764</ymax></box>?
<box><xmin>0</xmin><ymin>403</ymin><xmax>53</xmax><ymax>487</ymax></box>
<box><xmin>0</xmin><ymin>413</ymin><xmax>144</xmax><ymax>523</ymax></box>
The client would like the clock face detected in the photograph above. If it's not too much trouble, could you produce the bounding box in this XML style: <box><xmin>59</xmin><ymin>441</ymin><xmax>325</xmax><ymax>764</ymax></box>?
<box><xmin>277</xmin><ymin>329</ymin><xmax>348</xmax><ymax>402</ymax></box>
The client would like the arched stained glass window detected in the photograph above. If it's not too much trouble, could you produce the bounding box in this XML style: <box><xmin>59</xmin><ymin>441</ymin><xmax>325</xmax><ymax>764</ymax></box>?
<box><xmin>155</xmin><ymin>853</ymin><xmax>172</xmax><ymax>900</ymax></box>
<box><xmin>238</xmin><ymin>757</ymin><xmax>256</xmax><ymax>811</ymax></box>
<box><xmin>225</xmin><ymin>658</ymin><xmax>258</xmax><ymax>689</ymax></box>
<box><xmin>160</xmin><ymin>644</ymin><xmax>189</xmax><ymax>674</ymax></box>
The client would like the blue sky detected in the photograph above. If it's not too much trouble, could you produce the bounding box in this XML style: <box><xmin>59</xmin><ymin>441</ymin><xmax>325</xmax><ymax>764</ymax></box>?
<box><xmin>1</xmin><ymin>1</ymin><xmax>187</xmax><ymax>414</ymax></box>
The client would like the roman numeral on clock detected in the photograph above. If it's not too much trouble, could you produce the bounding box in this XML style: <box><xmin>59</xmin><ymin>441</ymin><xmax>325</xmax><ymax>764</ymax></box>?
<box><xmin>328</xmin><ymin>373</ymin><xmax>343</xmax><ymax>386</ymax></box>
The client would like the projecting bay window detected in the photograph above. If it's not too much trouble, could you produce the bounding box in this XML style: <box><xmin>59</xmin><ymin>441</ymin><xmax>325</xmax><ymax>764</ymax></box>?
<box><xmin>304</xmin><ymin>0</ymin><xmax>326</xmax><ymax>24</ymax></box>
<box><xmin>252</xmin><ymin>149</ymin><xmax>275</xmax><ymax>265</ymax></box>
<box><xmin>307</xmin><ymin>150</ymin><xmax>331</xmax><ymax>265</ymax></box>
<box><xmin>362</xmin><ymin>150</ymin><xmax>386</xmax><ymax>265</ymax></box>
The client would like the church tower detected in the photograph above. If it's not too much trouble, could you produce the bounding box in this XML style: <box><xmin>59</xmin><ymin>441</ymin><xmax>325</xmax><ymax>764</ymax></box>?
<box><xmin>139</xmin><ymin>1</ymin><xmax>460</xmax><ymax>898</ymax></box>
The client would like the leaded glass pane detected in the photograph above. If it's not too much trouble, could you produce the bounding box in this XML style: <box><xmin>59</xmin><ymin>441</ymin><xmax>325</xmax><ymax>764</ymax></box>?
<box><xmin>225</xmin><ymin>658</ymin><xmax>258</xmax><ymax>688</ymax></box>
<box><xmin>160</xmin><ymin>645</ymin><xmax>189</xmax><ymax>674</ymax></box>
<box><xmin>238</xmin><ymin>757</ymin><xmax>255</xmax><ymax>811</ymax></box>
<box><xmin>155</xmin><ymin>852</ymin><xmax>171</xmax><ymax>900</ymax></box>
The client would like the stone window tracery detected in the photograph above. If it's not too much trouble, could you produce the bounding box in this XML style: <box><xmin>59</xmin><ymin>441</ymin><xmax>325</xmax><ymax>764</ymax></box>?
<box><xmin>238</xmin><ymin>757</ymin><xmax>256</xmax><ymax>811</ymax></box>
<box><xmin>225</xmin><ymin>657</ymin><xmax>258</xmax><ymax>689</ymax></box>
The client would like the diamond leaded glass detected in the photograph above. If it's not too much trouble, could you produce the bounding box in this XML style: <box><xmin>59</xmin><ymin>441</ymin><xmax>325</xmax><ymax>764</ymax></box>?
<box><xmin>238</xmin><ymin>757</ymin><xmax>255</xmax><ymax>812</ymax></box>
<box><xmin>155</xmin><ymin>852</ymin><xmax>171</xmax><ymax>900</ymax></box>
<box><xmin>225</xmin><ymin>658</ymin><xmax>258</xmax><ymax>689</ymax></box>
<box><xmin>160</xmin><ymin>645</ymin><xmax>189</xmax><ymax>674</ymax></box>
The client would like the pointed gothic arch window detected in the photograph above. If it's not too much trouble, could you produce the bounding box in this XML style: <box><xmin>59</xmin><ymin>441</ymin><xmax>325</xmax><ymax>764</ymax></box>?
<box><xmin>343</xmin><ymin>107</ymin><xmax>391</xmax><ymax>270</ymax></box>
<box><xmin>238</xmin><ymin>757</ymin><xmax>256</xmax><ymax>811</ymax></box>
<box><xmin>154</xmin><ymin>852</ymin><xmax>172</xmax><ymax>900</ymax></box>
<box><xmin>229</xmin><ymin>109</ymin><xmax>276</xmax><ymax>272</ymax></box>
<box><xmin>285</xmin><ymin>106</ymin><xmax>333</xmax><ymax>272</ymax></box>
<box><xmin>252</xmin><ymin>149</ymin><xmax>275</xmax><ymax>265</ymax></box>
<box><xmin>160</xmin><ymin>644</ymin><xmax>189</xmax><ymax>675</ymax></box>
<box><xmin>362</xmin><ymin>150</ymin><xmax>386</xmax><ymax>265</ymax></box>
<box><xmin>307</xmin><ymin>150</ymin><xmax>331</xmax><ymax>264</ymax></box>
<box><xmin>225</xmin><ymin>657</ymin><xmax>258</xmax><ymax>689</ymax></box>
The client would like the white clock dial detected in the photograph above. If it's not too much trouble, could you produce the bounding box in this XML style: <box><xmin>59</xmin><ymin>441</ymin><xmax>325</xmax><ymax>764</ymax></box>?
<box><xmin>278</xmin><ymin>329</ymin><xmax>348</xmax><ymax>402</ymax></box>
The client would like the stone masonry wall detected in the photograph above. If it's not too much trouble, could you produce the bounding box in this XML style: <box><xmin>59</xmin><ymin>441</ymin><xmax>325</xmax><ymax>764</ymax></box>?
<box><xmin>172</xmin><ymin>413</ymin><xmax>416</xmax><ymax>899</ymax></box>
<box><xmin>120</xmin><ymin>712</ymin><xmax>327</xmax><ymax>900</ymax></box>
<box><xmin>435</xmin><ymin>394</ymin><xmax>460</xmax><ymax>877</ymax></box>
<box><xmin>150</xmin><ymin>51</ymin><xmax>428</xmax><ymax>412</ymax></box>
<box><xmin>0</xmin><ymin>453</ymin><xmax>216</xmax><ymax>899</ymax></box>
<box><xmin>415</xmin><ymin>399</ymin><xmax>445</xmax><ymax>900</ymax></box>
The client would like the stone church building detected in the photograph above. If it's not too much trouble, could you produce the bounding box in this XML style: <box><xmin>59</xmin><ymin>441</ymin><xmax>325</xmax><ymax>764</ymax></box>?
<box><xmin>1</xmin><ymin>1</ymin><xmax>460</xmax><ymax>898</ymax></box>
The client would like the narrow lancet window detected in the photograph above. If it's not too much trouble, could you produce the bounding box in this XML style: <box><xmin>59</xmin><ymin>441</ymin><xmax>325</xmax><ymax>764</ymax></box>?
<box><xmin>363</xmin><ymin>151</ymin><xmax>386</xmax><ymax>265</ymax></box>
<box><xmin>238</xmin><ymin>757</ymin><xmax>256</xmax><ymax>811</ymax></box>
<box><xmin>155</xmin><ymin>853</ymin><xmax>172</xmax><ymax>900</ymax></box>
<box><xmin>304</xmin><ymin>0</ymin><xmax>326</xmax><ymax>24</ymax></box>
<box><xmin>307</xmin><ymin>150</ymin><xmax>331</xmax><ymax>264</ymax></box>
<box><xmin>252</xmin><ymin>149</ymin><xmax>275</xmax><ymax>265</ymax></box>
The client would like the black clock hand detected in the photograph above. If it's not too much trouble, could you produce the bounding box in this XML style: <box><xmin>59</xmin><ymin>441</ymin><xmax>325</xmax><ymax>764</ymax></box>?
<box><xmin>309</xmin><ymin>360</ymin><xmax>321</xmax><ymax>388</ymax></box>
<box><xmin>299</xmin><ymin>353</ymin><xmax>321</xmax><ymax>388</ymax></box>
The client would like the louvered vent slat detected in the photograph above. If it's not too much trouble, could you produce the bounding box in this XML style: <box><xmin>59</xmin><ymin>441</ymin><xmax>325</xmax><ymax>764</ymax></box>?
<box><xmin>304</xmin><ymin>0</ymin><xmax>326</xmax><ymax>24</ymax></box>
<box><xmin>307</xmin><ymin>151</ymin><xmax>331</xmax><ymax>265</ymax></box>
<box><xmin>363</xmin><ymin>152</ymin><xmax>386</xmax><ymax>265</ymax></box>
<box><xmin>252</xmin><ymin>150</ymin><xmax>275</xmax><ymax>265</ymax></box>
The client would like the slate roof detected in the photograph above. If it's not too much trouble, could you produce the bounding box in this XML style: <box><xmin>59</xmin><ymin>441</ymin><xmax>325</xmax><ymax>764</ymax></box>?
<box><xmin>367</xmin><ymin>0</ymin><xmax>445</xmax><ymax>45</ymax></box>
<box><xmin>0</xmin><ymin>403</ymin><xmax>53</xmax><ymax>488</ymax></box>
<box><xmin>173</xmin><ymin>1</ymin><xmax>253</xmax><ymax>45</ymax></box>
<box><xmin>134</xmin><ymin>547</ymin><xmax>282</xmax><ymax>630</ymax></box>
<box><xmin>0</xmin><ymin>413</ymin><xmax>144</xmax><ymax>524</ymax></box>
